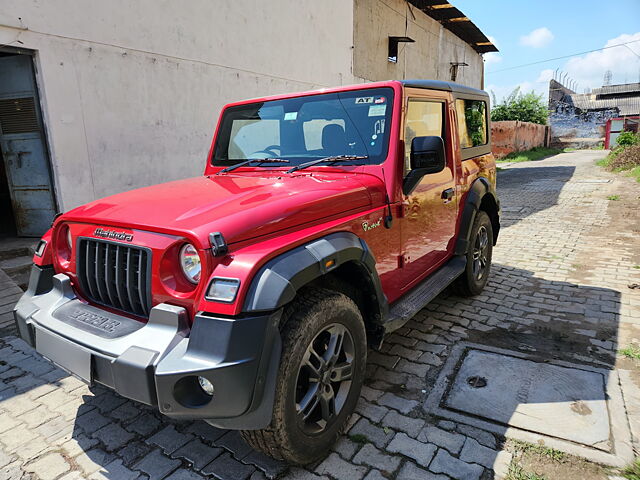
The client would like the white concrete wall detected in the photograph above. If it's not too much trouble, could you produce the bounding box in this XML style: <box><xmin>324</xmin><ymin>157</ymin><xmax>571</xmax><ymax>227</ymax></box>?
<box><xmin>0</xmin><ymin>1</ymin><xmax>355</xmax><ymax>210</ymax></box>
<box><xmin>353</xmin><ymin>0</ymin><xmax>484</xmax><ymax>89</ymax></box>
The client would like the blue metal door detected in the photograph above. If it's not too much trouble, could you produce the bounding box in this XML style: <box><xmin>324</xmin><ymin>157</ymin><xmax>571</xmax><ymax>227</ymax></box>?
<box><xmin>0</xmin><ymin>55</ymin><xmax>56</xmax><ymax>237</ymax></box>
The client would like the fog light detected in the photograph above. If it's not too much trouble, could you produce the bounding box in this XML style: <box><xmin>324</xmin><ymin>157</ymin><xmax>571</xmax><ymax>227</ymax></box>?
<box><xmin>198</xmin><ymin>376</ymin><xmax>214</xmax><ymax>396</ymax></box>
<box><xmin>206</xmin><ymin>277</ymin><xmax>240</xmax><ymax>303</ymax></box>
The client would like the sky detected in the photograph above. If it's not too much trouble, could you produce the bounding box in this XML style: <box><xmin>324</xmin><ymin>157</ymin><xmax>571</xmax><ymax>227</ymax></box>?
<box><xmin>452</xmin><ymin>0</ymin><xmax>640</xmax><ymax>104</ymax></box>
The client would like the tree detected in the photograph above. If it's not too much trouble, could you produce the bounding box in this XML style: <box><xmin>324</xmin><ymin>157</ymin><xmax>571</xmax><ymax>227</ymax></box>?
<box><xmin>490</xmin><ymin>87</ymin><xmax>548</xmax><ymax>125</ymax></box>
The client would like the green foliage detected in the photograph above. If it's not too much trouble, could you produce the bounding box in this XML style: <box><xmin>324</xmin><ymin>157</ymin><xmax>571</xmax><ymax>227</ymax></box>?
<box><xmin>616</xmin><ymin>131</ymin><xmax>640</xmax><ymax>147</ymax></box>
<box><xmin>597</xmin><ymin>133</ymin><xmax>640</xmax><ymax>183</ymax></box>
<box><xmin>621</xmin><ymin>458</ymin><xmax>640</xmax><ymax>480</ymax></box>
<box><xmin>506</xmin><ymin>463</ymin><xmax>547</xmax><ymax>480</ymax></box>
<box><xmin>497</xmin><ymin>147</ymin><xmax>562</xmax><ymax>163</ymax></box>
<box><xmin>619</xmin><ymin>344</ymin><xmax>640</xmax><ymax>360</ymax></box>
<box><xmin>465</xmin><ymin>103</ymin><xmax>486</xmax><ymax>146</ymax></box>
<box><xmin>490</xmin><ymin>87</ymin><xmax>548</xmax><ymax>125</ymax></box>
<box><xmin>607</xmin><ymin>195</ymin><xmax>620</xmax><ymax>201</ymax></box>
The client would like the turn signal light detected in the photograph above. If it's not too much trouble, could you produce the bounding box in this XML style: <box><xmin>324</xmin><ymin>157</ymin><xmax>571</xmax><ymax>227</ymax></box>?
<box><xmin>206</xmin><ymin>277</ymin><xmax>240</xmax><ymax>303</ymax></box>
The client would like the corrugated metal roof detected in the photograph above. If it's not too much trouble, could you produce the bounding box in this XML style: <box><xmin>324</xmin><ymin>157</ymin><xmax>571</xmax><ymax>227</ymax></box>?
<box><xmin>571</xmin><ymin>94</ymin><xmax>640</xmax><ymax>116</ymax></box>
<box><xmin>408</xmin><ymin>0</ymin><xmax>498</xmax><ymax>54</ymax></box>
<box><xmin>592</xmin><ymin>83</ymin><xmax>640</xmax><ymax>96</ymax></box>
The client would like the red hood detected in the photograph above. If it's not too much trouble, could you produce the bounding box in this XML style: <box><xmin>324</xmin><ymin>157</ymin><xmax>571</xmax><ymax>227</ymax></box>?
<box><xmin>62</xmin><ymin>171</ymin><xmax>385</xmax><ymax>247</ymax></box>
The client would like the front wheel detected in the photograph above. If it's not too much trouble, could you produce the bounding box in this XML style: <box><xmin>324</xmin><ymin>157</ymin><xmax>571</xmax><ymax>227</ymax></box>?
<box><xmin>453</xmin><ymin>210</ymin><xmax>493</xmax><ymax>296</ymax></box>
<box><xmin>241</xmin><ymin>288</ymin><xmax>367</xmax><ymax>465</ymax></box>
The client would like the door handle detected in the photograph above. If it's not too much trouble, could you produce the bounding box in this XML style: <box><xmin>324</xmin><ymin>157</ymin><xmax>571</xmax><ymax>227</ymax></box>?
<box><xmin>441</xmin><ymin>188</ymin><xmax>455</xmax><ymax>201</ymax></box>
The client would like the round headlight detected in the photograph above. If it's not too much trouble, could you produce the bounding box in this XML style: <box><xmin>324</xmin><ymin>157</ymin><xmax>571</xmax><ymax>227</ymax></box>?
<box><xmin>66</xmin><ymin>228</ymin><xmax>73</xmax><ymax>250</ymax></box>
<box><xmin>179</xmin><ymin>243</ymin><xmax>201</xmax><ymax>284</ymax></box>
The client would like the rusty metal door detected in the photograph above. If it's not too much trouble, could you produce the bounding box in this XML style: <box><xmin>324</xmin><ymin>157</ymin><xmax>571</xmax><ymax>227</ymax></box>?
<box><xmin>0</xmin><ymin>54</ymin><xmax>56</xmax><ymax>237</ymax></box>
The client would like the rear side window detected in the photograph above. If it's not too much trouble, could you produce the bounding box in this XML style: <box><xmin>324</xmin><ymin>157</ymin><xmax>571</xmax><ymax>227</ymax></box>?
<box><xmin>456</xmin><ymin>99</ymin><xmax>487</xmax><ymax>148</ymax></box>
<box><xmin>404</xmin><ymin>100</ymin><xmax>444</xmax><ymax>173</ymax></box>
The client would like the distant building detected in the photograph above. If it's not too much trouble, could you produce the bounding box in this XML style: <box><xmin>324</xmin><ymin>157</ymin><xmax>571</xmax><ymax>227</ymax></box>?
<box><xmin>548</xmin><ymin>79</ymin><xmax>640</xmax><ymax>149</ymax></box>
<box><xmin>0</xmin><ymin>0</ymin><xmax>496</xmax><ymax>236</ymax></box>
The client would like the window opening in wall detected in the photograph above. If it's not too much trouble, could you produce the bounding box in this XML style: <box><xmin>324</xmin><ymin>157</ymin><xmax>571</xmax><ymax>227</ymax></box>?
<box><xmin>388</xmin><ymin>36</ymin><xmax>414</xmax><ymax>63</ymax></box>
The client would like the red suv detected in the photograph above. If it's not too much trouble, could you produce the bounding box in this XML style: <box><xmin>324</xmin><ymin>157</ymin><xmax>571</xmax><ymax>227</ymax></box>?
<box><xmin>15</xmin><ymin>80</ymin><xmax>499</xmax><ymax>464</ymax></box>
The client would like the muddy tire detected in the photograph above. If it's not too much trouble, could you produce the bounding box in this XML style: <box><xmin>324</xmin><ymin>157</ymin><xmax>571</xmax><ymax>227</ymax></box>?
<box><xmin>241</xmin><ymin>288</ymin><xmax>367</xmax><ymax>465</ymax></box>
<box><xmin>454</xmin><ymin>210</ymin><xmax>493</xmax><ymax>297</ymax></box>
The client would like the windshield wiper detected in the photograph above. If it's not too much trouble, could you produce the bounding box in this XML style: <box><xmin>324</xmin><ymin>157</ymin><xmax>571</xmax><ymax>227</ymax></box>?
<box><xmin>217</xmin><ymin>158</ymin><xmax>290</xmax><ymax>175</ymax></box>
<box><xmin>286</xmin><ymin>155</ymin><xmax>368</xmax><ymax>173</ymax></box>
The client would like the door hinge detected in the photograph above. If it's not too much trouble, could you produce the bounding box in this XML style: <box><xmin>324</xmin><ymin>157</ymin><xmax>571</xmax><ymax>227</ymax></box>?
<box><xmin>397</xmin><ymin>203</ymin><xmax>407</xmax><ymax>219</ymax></box>
<box><xmin>397</xmin><ymin>253</ymin><xmax>410</xmax><ymax>268</ymax></box>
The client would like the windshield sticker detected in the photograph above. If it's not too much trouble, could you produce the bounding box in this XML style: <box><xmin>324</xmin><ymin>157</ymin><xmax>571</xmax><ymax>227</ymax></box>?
<box><xmin>355</xmin><ymin>96</ymin><xmax>374</xmax><ymax>104</ymax></box>
<box><xmin>374</xmin><ymin>97</ymin><xmax>386</xmax><ymax>104</ymax></box>
<box><xmin>374</xmin><ymin>119</ymin><xmax>386</xmax><ymax>135</ymax></box>
<box><xmin>284</xmin><ymin>111</ymin><xmax>298</xmax><ymax>121</ymax></box>
<box><xmin>368</xmin><ymin>105</ymin><xmax>386</xmax><ymax>117</ymax></box>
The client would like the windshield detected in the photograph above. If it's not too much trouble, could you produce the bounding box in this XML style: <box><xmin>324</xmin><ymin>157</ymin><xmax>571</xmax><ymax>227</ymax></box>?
<box><xmin>212</xmin><ymin>87</ymin><xmax>394</xmax><ymax>167</ymax></box>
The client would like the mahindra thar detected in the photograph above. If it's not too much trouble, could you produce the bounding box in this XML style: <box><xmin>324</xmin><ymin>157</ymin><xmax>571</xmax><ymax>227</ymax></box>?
<box><xmin>14</xmin><ymin>80</ymin><xmax>499</xmax><ymax>464</ymax></box>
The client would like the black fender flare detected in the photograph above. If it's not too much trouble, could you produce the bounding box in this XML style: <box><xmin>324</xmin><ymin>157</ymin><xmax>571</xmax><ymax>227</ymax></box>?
<box><xmin>454</xmin><ymin>177</ymin><xmax>500</xmax><ymax>255</ymax></box>
<box><xmin>243</xmin><ymin>231</ymin><xmax>388</xmax><ymax>321</ymax></box>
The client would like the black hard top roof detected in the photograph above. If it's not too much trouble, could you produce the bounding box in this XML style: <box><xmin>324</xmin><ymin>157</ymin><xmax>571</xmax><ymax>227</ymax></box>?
<box><xmin>401</xmin><ymin>79</ymin><xmax>488</xmax><ymax>98</ymax></box>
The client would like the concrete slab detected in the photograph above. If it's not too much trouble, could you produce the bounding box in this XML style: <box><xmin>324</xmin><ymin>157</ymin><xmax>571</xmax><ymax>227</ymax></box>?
<box><xmin>424</xmin><ymin>343</ymin><xmax>634</xmax><ymax>467</ymax></box>
<box><xmin>444</xmin><ymin>350</ymin><xmax>610</xmax><ymax>448</ymax></box>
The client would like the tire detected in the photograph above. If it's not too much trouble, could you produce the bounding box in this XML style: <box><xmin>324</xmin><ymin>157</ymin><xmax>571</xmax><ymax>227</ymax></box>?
<box><xmin>453</xmin><ymin>210</ymin><xmax>493</xmax><ymax>297</ymax></box>
<box><xmin>241</xmin><ymin>288</ymin><xmax>367</xmax><ymax>465</ymax></box>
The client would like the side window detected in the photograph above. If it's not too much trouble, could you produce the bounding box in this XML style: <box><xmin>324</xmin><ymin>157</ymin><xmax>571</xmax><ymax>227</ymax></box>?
<box><xmin>456</xmin><ymin>99</ymin><xmax>487</xmax><ymax>148</ymax></box>
<box><xmin>404</xmin><ymin>100</ymin><xmax>443</xmax><ymax>173</ymax></box>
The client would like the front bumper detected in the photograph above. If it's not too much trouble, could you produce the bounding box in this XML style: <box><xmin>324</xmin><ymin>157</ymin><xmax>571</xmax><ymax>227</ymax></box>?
<box><xmin>14</xmin><ymin>266</ymin><xmax>282</xmax><ymax>429</ymax></box>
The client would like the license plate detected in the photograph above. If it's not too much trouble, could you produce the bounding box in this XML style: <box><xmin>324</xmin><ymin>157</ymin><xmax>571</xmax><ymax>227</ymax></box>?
<box><xmin>36</xmin><ymin>328</ymin><xmax>92</xmax><ymax>384</ymax></box>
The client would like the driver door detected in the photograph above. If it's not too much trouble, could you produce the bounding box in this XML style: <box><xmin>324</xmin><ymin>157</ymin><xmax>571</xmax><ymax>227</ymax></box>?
<box><xmin>399</xmin><ymin>93</ymin><xmax>457</xmax><ymax>290</ymax></box>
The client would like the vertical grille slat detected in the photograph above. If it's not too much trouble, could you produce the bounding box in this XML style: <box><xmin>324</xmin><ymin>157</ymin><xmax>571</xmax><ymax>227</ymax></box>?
<box><xmin>103</xmin><ymin>243</ymin><xmax>118</xmax><ymax>308</ymax></box>
<box><xmin>125</xmin><ymin>248</ymin><xmax>137</xmax><ymax>314</ymax></box>
<box><xmin>94</xmin><ymin>242</ymin><xmax>108</xmax><ymax>304</ymax></box>
<box><xmin>114</xmin><ymin>245</ymin><xmax>131</xmax><ymax>312</ymax></box>
<box><xmin>137</xmin><ymin>251</ymin><xmax>148</xmax><ymax>316</ymax></box>
<box><xmin>84</xmin><ymin>242</ymin><xmax>97</xmax><ymax>299</ymax></box>
<box><xmin>78</xmin><ymin>238</ymin><xmax>151</xmax><ymax>317</ymax></box>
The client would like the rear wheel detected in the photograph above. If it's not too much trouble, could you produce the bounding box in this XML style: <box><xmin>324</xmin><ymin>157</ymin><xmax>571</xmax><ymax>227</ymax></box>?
<box><xmin>241</xmin><ymin>288</ymin><xmax>367</xmax><ymax>465</ymax></box>
<box><xmin>454</xmin><ymin>210</ymin><xmax>493</xmax><ymax>297</ymax></box>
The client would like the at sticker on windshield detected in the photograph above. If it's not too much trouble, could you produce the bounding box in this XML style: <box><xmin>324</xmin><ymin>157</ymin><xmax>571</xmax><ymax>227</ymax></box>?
<box><xmin>368</xmin><ymin>105</ymin><xmax>386</xmax><ymax>117</ymax></box>
<box><xmin>355</xmin><ymin>96</ymin><xmax>374</xmax><ymax>104</ymax></box>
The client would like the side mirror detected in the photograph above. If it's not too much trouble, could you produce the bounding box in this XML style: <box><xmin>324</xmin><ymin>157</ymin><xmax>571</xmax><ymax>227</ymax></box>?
<box><xmin>403</xmin><ymin>136</ymin><xmax>445</xmax><ymax>195</ymax></box>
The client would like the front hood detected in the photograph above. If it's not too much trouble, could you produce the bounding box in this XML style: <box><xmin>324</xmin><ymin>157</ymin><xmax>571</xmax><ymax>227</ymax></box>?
<box><xmin>63</xmin><ymin>172</ymin><xmax>385</xmax><ymax>246</ymax></box>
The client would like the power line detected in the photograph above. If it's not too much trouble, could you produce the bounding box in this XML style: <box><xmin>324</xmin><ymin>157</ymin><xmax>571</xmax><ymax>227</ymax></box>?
<box><xmin>488</xmin><ymin>39</ymin><xmax>640</xmax><ymax>74</ymax></box>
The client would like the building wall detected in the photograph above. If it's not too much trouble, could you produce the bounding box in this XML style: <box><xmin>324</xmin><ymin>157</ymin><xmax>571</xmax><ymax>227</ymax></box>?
<box><xmin>352</xmin><ymin>0</ymin><xmax>484</xmax><ymax>89</ymax></box>
<box><xmin>0</xmin><ymin>1</ymin><xmax>355</xmax><ymax>211</ymax></box>
<box><xmin>491</xmin><ymin>121</ymin><xmax>548</xmax><ymax>158</ymax></box>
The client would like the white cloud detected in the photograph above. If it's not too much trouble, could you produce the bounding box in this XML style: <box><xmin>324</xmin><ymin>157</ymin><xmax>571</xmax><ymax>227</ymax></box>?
<box><xmin>520</xmin><ymin>27</ymin><xmax>554</xmax><ymax>48</ymax></box>
<box><xmin>536</xmin><ymin>69</ymin><xmax>554</xmax><ymax>83</ymax></box>
<box><xmin>483</xmin><ymin>35</ymin><xmax>502</xmax><ymax>66</ymax></box>
<box><xmin>562</xmin><ymin>32</ymin><xmax>640</xmax><ymax>91</ymax></box>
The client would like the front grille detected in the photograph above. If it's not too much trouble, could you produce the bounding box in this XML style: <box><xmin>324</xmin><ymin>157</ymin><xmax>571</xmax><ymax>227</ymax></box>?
<box><xmin>77</xmin><ymin>238</ymin><xmax>151</xmax><ymax>317</ymax></box>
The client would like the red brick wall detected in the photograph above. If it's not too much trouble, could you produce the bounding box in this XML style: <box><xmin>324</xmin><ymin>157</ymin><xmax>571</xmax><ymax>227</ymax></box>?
<box><xmin>491</xmin><ymin>121</ymin><xmax>549</xmax><ymax>158</ymax></box>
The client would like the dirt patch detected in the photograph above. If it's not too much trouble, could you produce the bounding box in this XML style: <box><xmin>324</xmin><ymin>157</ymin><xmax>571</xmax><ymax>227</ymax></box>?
<box><xmin>505</xmin><ymin>439</ymin><xmax>610</xmax><ymax>480</ymax></box>
<box><xmin>607</xmin><ymin>144</ymin><xmax>640</xmax><ymax>171</ymax></box>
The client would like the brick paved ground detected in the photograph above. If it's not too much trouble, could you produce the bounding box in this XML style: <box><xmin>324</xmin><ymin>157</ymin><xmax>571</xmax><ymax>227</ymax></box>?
<box><xmin>1</xmin><ymin>150</ymin><xmax>639</xmax><ymax>480</ymax></box>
